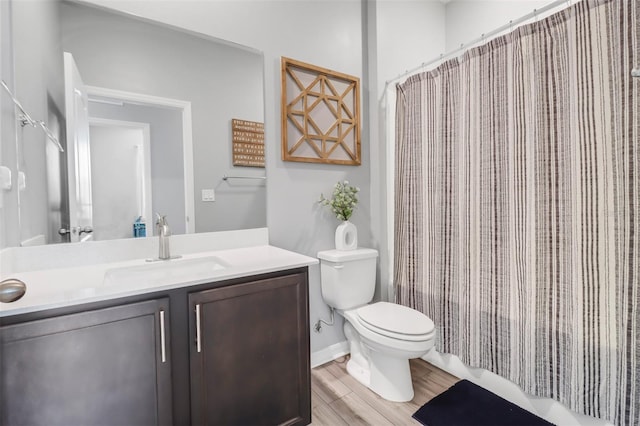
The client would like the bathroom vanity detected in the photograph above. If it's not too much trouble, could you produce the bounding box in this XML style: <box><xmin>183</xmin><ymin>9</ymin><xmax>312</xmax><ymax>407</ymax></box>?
<box><xmin>0</xmin><ymin>233</ymin><xmax>316</xmax><ymax>426</ymax></box>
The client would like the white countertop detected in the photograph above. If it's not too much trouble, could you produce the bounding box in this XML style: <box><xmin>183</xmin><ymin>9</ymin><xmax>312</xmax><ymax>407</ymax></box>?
<box><xmin>0</xmin><ymin>245</ymin><xmax>317</xmax><ymax>318</ymax></box>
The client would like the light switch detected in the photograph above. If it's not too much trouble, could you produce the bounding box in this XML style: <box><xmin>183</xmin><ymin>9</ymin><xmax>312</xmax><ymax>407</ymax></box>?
<box><xmin>0</xmin><ymin>166</ymin><xmax>12</xmax><ymax>191</ymax></box>
<box><xmin>202</xmin><ymin>189</ymin><xmax>215</xmax><ymax>202</ymax></box>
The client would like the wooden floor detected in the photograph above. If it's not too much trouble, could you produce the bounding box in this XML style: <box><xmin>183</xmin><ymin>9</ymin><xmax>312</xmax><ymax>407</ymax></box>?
<box><xmin>311</xmin><ymin>357</ymin><xmax>459</xmax><ymax>425</ymax></box>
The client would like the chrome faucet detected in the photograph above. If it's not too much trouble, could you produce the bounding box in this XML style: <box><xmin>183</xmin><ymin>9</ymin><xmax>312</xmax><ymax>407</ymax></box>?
<box><xmin>156</xmin><ymin>213</ymin><xmax>172</xmax><ymax>260</ymax></box>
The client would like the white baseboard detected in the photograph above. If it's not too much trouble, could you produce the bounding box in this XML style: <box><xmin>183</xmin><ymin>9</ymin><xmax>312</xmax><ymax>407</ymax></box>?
<box><xmin>310</xmin><ymin>341</ymin><xmax>349</xmax><ymax>368</ymax></box>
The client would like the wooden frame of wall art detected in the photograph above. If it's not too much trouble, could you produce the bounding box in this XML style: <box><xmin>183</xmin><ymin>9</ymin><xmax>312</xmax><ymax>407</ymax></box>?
<box><xmin>281</xmin><ymin>57</ymin><xmax>361</xmax><ymax>165</ymax></box>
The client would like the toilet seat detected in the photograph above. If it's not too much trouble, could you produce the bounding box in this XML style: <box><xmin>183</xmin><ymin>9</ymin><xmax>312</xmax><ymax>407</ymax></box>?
<box><xmin>355</xmin><ymin>302</ymin><xmax>435</xmax><ymax>342</ymax></box>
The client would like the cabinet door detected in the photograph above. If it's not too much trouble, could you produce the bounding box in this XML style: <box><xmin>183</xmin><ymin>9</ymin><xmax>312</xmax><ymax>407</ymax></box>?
<box><xmin>190</xmin><ymin>272</ymin><xmax>310</xmax><ymax>426</ymax></box>
<box><xmin>0</xmin><ymin>298</ymin><xmax>172</xmax><ymax>426</ymax></box>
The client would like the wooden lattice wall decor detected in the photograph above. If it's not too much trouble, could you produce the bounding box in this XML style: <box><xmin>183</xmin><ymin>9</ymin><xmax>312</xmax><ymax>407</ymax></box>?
<box><xmin>281</xmin><ymin>57</ymin><xmax>361</xmax><ymax>165</ymax></box>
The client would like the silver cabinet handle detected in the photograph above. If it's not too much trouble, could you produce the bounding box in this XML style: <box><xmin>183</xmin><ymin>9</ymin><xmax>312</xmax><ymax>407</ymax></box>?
<box><xmin>58</xmin><ymin>226</ymin><xmax>92</xmax><ymax>236</ymax></box>
<box><xmin>79</xmin><ymin>226</ymin><xmax>93</xmax><ymax>235</ymax></box>
<box><xmin>160</xmin><ymin>310</ymin><xmax>166</xmax><ymax>363</ymax></box>
<box><xmin>195</xmin><ymin>304</ymin><xmax>202</xmax><ymax>353</ymax></box>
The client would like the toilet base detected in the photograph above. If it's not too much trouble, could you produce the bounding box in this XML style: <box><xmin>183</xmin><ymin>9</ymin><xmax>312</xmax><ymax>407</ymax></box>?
<box><xmin>346</xmin><ymin>345</ymin><xmax>415</xmax><ymax>402</ymax></box>
<box><xmin>343</xmin><ymin>319</ymin><xmax>416</xmax><ymax>402</ymax></box>
<box><xmin>346</xmin><ymin>352</ymin><xmax>370</xmax><ymax>388</ymax></box>
<box><xmin>368</xmin><ymin>350</ymin><xmax>414</xmax><ymax>402</ymax></box>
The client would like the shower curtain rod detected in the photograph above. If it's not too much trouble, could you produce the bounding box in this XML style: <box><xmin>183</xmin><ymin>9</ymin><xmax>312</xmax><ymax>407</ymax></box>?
<box><xmin>386</xmin><ymin>0</ymin><xmax>571</xmax><ymax>87</ymax></box>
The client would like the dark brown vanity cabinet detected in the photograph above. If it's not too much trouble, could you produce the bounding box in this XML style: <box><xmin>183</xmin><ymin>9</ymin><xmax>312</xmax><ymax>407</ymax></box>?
<box><xmin>0</xmin><ymin>298</ymin><xmax>172</xmax><ymax>426</ymax></box>
<box><xmin>0</xmin><ymin>268</ymin><xmax>311</xmax><ymax>426</ymax></box>
<box><xmin>189</xmin><ymin>272</ymin><xmax>311</xmax><ymax>426</ymax></box>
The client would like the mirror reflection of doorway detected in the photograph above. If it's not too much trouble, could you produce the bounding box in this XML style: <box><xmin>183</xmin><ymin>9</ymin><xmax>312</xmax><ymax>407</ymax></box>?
<box><xmin>88</xmin><ymin>119</ymin><xmax>152</xmax><ymax>241</ymax></box>
<box><xmin>60</xmin><ymin>52</ymin><xmax>193</xmax><ymax>243</ymax></box>
<box><xmin>86</xmin><ymin>89</ymin><xmax>191</xmax><ymax>237</ymax></box>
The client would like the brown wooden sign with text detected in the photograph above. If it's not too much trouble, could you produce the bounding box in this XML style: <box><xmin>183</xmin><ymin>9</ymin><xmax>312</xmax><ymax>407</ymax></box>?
<box><xmin>232</xmin><ymin>119</ymin><xmax>265</xmax><ymax>168</ymax></box>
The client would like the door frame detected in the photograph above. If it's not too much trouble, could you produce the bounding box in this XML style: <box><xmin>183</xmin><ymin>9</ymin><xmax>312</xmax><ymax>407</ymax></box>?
<box><xmin>64</xmin><ymin>52</ymin><xmax>93</xmax><ymax>243</ymax></box>
<box><xmin>84</xmin><ymin>85</ymin><xmax>195</xmax><ymax>234</ymax></box>
<box><xmin>88</xmin><ymin>117</ymin><xmax>153</xmax><ymax>237</ymax></box>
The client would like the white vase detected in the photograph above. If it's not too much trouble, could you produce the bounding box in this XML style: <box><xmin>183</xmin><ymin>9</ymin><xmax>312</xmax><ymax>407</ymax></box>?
<box><xmin>335</xmin><ymin>220</ymin><xmax>358</xmax><ymax>251</ymax></box>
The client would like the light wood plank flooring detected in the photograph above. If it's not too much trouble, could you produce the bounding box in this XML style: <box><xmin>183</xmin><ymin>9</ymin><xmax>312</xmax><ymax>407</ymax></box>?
<box><xmin>311</xmin><ymin>357</ymin><xmax>459</xmax><ymax>426</ymax></box>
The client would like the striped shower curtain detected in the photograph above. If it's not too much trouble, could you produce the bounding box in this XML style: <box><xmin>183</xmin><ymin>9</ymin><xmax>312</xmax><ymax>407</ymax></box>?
<box><xmin>394</xmin><ymin>0</ymin><xmax>639</xmax><ymax>424</ymax></box>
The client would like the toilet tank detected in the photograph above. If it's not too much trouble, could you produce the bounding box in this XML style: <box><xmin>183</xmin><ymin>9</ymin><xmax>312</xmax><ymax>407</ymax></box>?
<box><xmin>317</xmin><ymin>248</ymin><xmax>378</xmax><ymax>310</ymax></box>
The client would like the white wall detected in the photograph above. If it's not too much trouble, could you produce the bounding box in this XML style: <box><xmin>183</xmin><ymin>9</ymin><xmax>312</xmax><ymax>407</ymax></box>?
<box><xmin>446</xmin><ymin>0</ymin><xmax>556</xmax><ymax>51</ymax></box>
<box><xmin>374</xmin><ymin>0</ymin><xmax>446</xmax><ymax>95</ymax></box>
<box><xmin>369</xmin><ymin>0</ymin><xmax>446</xmax><ymax>304</ymax></box>
<box><xmin>0</xmin><ymin>0</ymin><xmax>19</xmax><ymax>249</ymax></box>
<box><xmin>10</xmin><ymin>0</ymin><xmax>65</xmax><ymax>246</ymax></box>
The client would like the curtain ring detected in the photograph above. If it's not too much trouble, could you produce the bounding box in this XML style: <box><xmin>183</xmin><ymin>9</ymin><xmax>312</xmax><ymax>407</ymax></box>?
<box><xmin>509</xmin><ymin>20</ymin><xmax>513</xmax><ymax>33</ymax></box>
<box><xmin>534</xmin><ymin>9</ymin><xmax>538</xmax><ymax>22</ymax></box>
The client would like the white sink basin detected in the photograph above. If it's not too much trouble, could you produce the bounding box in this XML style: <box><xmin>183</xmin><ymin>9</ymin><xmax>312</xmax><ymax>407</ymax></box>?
<box><xmin>103</xmin><ymin>256</ymin><xmax>229</xmax><ymax>287</ymax></box>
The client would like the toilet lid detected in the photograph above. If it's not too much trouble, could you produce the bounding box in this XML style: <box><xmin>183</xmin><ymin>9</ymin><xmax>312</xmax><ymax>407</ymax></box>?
<box><xmin>356</xmin><ymin>302</ymin><xmax>434</xmax><ymax>337</ymax></box>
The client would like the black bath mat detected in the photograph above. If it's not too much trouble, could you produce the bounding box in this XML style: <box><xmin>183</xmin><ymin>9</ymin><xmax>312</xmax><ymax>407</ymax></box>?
<box><xmin>412</xmin><ymin>379</ymin><xmax>555</xmax><ymax>426</ymax></box>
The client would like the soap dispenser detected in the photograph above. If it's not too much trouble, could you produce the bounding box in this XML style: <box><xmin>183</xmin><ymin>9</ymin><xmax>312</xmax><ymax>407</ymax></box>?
<box><xmin>133</xmin><ymin>216</ymin><xmax>146</xmax><ymax>238</ymax></box>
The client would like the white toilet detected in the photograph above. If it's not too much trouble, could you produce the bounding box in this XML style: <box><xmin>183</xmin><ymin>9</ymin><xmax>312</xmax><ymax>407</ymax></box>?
<box><xmin>318</xmin><ymin>248</ymin><xmax>436</xmax><ymax>402</ymax></box>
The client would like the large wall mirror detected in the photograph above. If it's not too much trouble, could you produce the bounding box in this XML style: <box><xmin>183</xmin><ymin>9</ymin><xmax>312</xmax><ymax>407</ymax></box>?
<box><xmin>1</xmin><ymin>0</ymin><xmax>265</xmax><ymax>247</ymax></box>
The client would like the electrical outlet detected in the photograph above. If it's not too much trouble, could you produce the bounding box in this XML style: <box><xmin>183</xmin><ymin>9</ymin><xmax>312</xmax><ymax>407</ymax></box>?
<box><xmin>201</xmin><ymin>189</ymin><xmax>215</xmax><ymax>202</ymax></box>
